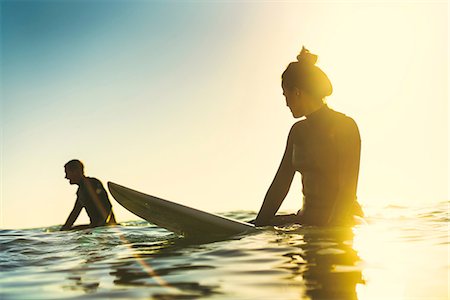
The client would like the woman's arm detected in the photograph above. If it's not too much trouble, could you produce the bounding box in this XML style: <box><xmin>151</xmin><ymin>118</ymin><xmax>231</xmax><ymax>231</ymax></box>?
<box><xmin>254</xmin><ymin>127</ymin><xmax>297</xmax><ymax>226</ymax></box>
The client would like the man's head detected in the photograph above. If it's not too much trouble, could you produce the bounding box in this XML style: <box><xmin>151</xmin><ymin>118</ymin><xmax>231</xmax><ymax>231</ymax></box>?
<box><xmin>64</xmin><ymin>159</ymin><xmax>85</xmax><ymax>185</ymax></box>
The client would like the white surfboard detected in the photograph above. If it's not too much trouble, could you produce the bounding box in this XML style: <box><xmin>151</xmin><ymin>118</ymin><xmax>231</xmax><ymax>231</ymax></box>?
<box><xmin>108</xmin><ymin>182</ymin><xmax>256</xmax><ymax>238</ymax></box>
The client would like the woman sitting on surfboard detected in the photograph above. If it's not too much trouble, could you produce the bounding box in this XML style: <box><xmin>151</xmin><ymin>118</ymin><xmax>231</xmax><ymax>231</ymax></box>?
<box><xmin>254</xmin><ymin>47</ymin><xmax>363</xmax><ymax>226</ymax></box>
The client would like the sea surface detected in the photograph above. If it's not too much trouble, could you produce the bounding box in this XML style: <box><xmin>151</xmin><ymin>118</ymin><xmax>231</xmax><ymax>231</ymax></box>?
<box><xmin>1</xmin><ymin>202</ymin><xmax>448</xmax><ymax>300</ymax></box>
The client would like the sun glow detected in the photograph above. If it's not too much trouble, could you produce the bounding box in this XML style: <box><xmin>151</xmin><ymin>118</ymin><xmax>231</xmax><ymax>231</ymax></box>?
<box><xmin>1</xmin><ymin>2</ymin><xmax>447</xmax><ymax>229</ymax></box>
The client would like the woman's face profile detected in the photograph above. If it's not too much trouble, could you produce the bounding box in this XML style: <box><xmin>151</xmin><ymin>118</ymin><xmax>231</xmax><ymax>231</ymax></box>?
<box><xmin>282</xmin><ymin>84</ymin><xmax>304</xmax><ymax>118</ymax></box>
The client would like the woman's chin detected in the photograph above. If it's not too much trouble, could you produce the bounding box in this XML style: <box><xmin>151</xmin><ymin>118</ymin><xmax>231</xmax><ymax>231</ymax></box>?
<box><xmin>292</xmin><ymin>111</ymin><xmax>304</xmax><ymax>118</ymax></box>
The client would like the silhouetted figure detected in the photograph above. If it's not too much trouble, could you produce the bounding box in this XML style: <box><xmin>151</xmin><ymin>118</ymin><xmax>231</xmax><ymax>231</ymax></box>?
<box><xmin>254</xmin><ymin>47</ymin><xmax>363</xmax><ymax>226</ymax></box>
<box><xmin>61</xmin><ymin>160</ymin><xmax>116</xmax><ymax>231</ymax></box>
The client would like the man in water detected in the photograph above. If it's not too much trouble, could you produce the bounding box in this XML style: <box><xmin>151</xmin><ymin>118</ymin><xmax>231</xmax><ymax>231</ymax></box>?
<box><xmin>60</xmin><ymin>159</ymin><xmax>116</xmax><ymax>231</ymax></box>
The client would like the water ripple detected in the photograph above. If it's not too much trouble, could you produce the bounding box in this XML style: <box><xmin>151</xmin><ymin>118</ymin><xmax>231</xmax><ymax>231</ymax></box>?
<box><xmin>0</xmin><ymin>204</ymin><xmax>448</xmax><ymax>299</ymax></box>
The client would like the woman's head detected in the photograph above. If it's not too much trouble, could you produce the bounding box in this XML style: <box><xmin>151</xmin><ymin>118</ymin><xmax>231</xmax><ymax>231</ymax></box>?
<box><xmin>282</xmin><ymin>47</ymin><xmax>332</xmax><ymax>117</ymax></box>
<box><xmin>282</xmin><ymin>47</ymin><xmax>332</xmax><ymax>98</ymax></box>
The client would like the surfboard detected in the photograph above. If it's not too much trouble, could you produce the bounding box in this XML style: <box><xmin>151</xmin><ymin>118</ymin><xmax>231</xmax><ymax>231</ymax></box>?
<box><xmin>107</xmin><ymin>182</ymin><xmax>256</xmax><ymax>238</ymax></box>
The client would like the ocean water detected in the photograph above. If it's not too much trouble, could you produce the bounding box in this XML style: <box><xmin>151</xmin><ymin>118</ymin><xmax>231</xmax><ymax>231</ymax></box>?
<box><xmin>1</xmin><ymin>202</ymin><xmax>448</xmax><ymax>300</ymax></box>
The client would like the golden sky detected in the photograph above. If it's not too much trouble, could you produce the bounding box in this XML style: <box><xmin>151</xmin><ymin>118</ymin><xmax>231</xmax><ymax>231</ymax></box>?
<box><xmin>1</xmin><ymin>1</ymin><xmax>448</xmax><ymax>229</ymax></box>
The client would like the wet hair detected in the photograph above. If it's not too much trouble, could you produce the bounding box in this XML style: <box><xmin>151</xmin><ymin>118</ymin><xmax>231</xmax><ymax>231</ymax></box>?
<box><xmin>282</xmin><ymin>46</ymin><xmax>333</xmax><ymax>99</ymax></box>
<box><xmin>64</xmin><ymin>159</ymin><xmax>84</xmax><ymax>173</ymax></box>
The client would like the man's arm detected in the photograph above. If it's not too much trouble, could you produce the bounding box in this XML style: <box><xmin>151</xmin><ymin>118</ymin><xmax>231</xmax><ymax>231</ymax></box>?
<box><xmin>60</xmin><ymin>200</ymin><xmax>83</xmax><ymax>231</ymax></box>
<box><xmin>254</xmin><ymin>127</ymin><xmax>296</xmax><ymax>226</ymax></box>
<box><xmin>107</xmin><ymin>210</ymin><xmax>117</xmax><ymax>224</ymax></box>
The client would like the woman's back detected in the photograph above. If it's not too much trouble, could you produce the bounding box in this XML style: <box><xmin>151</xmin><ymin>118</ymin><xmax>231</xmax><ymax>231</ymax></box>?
<box><xmin>254</xmin><ymin>47</ymin><xmax>362</xmax><ymax>227</ymax></box>
<box><xmin>291</xmin><ymin>105</ymin><xmax>362</xmax><ymax>225</ymax></box>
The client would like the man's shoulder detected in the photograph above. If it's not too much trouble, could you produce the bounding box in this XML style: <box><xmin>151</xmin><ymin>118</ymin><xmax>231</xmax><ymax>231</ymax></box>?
<box><xmin>84</xmin><ymin>177</ymin><xmax>110</xmax><ymax>199</ymax></box>
<box><xmin>85</xmin><ymin>177</ymin><xmax>106</xmax><ymax>189</ymax></box>
<box><xmin>86</xmin><ymin>176</ymin><xmax>101</xmax><ymax>183</ymax></box>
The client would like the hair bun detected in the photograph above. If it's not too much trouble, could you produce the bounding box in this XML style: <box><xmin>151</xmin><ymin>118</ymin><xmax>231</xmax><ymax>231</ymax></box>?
<box><xmin>296</xmin><ymin>46</ymin><xmax>318</xmax><ymax>65</ymax></box>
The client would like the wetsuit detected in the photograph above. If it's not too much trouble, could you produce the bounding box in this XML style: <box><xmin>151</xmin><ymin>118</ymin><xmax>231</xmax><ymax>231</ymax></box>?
<box><xmin>63</xmin><ymin>177</ymin><xmax>116</xmax><ymax>229</ymax></box>
<box><xmin>291</xmin><ymin>105</ymin><xmax>363</xmax><ymax>225</ymax></box>
<box><xmin>256</xmin><ymin>104</ymin><xmax>363</xmax><ymax>226</ymax></box>
<box><xmin>77</xmin><ymin>177</ymin><xmax>115</xmax><ymax>226</ymax></box>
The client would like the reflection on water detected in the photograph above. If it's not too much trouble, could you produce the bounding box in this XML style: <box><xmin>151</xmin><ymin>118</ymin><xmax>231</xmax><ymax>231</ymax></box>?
<box><xmin>0</xmin><ymin>202</ymin><xmax>448</xmax><ymax>299</ymax></box>
<box><xmin>278</xmin><ymin>227</ymin><xmax>363</xmax><ymax>299</ymax></box>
